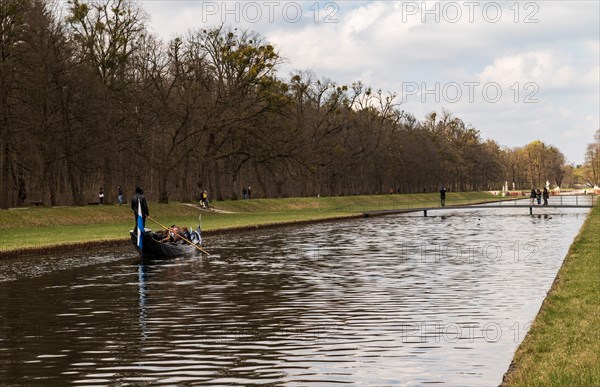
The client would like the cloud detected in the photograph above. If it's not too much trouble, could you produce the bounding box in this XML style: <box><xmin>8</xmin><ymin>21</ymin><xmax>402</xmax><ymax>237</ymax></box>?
<box><xmin>478</xmin><ymin>51</ymin><xmax>561</xmax><ymax>85</ymax></box>
<box><xmin>142</xmin><ymin>0</ymin><xmax>599</xmax><ymax>164</ymax></box>
<box><xmin>477</xmin><ymin>48</ymin><xmax>598</xmax><ymax>92</ymax></box>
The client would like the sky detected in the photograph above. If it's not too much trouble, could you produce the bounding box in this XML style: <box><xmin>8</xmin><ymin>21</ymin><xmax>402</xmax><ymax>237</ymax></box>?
<box><xmin>140</xmin><ymin>0</ymin><xmax>599</xmax><ymax>164</ymax></box>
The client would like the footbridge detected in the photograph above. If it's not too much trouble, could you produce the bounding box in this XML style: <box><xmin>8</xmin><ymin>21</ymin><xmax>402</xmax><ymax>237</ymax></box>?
<box><xmin>363</xmin><ymin>195</ymin><xmax>596</xmax><ymax>217</ymax></box>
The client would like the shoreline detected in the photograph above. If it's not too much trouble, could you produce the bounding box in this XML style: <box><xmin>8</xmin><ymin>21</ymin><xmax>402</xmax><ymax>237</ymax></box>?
<box><xmin>501</xmin><ymin>204</ymin><xmax>599</xmax><ymax>386</ymax></box>
<box><xmin>0</xmin><ymin>195</ymin><xmax>582</xmax><ymax>259</ymax></box>
<box><xmin>0</xmin><ymin>213</ymin><xmax>365</xmax><ymax>259</ymax></box>
<box><xmin>1</xmin><ymin>192</ymin><xmax>512</xmax><ymax>259</ymax></box>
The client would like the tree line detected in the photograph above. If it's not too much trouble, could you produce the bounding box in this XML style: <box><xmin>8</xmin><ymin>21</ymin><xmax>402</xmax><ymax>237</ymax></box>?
<box><xmin>1</xmin><ymin>0</ymin><xmax>597</xmax><ymax>208</ymax></box>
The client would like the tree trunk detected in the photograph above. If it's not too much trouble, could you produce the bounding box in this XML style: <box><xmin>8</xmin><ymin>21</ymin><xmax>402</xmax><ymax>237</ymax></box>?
<box><xmin>212</xmin><ymin>161</ymin><xmax>223</xmax><ymax>201</ymax></box>
<box><xmin>17</xmin><ymin>168</ymin><xmax>27</xmax><ymax>206</ymax></box>
<box><xmin>180</xmin><ymin>152</ymin><xmax>191</xmax><ymax>202</ymax></box>
<box><xmin>253</xmin><ymin>162</ymin><xmax>267</xmax><ymax>199</ymax></box>
<box><xmin>45</xmin><ymin>162</ymin><xmax>57</xmax><ymax>206</ymax></box>
<box><xmin>0</xmin><ymin>140</ymin><xmax>11</xmax><ymax>208</ymax></box>
<box><xmin>102</xmin><ymin>156</ymin><xmax>112</xmax><ymax>205</ymax></box>
<box><xmin>66</xmin><ymin>159</ymin><xmax>83</xmax><ymax>205</ymax></box>
<box><xmin>158</xmin><ymin>170</ymin><xmax>169</xmax><ymax>203</ymax></box>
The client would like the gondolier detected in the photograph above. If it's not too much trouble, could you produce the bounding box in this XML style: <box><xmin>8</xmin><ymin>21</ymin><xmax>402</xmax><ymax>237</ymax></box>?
<box><xmin>131</xmin><ymin>187</ymin><xmax>149</xmax><ymax>233</ymax></box>
<box><xmin>440</xmin><ymin>187</ymin><xmax>446</xmax><ymax>207</ymax></box>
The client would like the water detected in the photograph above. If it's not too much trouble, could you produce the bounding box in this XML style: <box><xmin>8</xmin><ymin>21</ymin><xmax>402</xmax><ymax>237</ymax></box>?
<box><xmin>0</xmin><ymin>198</ymin><xmax>592</xmax><ymax>386</ymax></box>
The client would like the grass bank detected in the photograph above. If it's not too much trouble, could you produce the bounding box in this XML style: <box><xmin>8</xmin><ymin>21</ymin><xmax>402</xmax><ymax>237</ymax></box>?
<box><xmin>0</xmin><ymin>191</ymin><xmax>502</xmax><ymax>254</ymax></box>
<box><xmin>502</xmin><ymin>204</ymin><xmax>600</xmax><ymax>386</ymax></box>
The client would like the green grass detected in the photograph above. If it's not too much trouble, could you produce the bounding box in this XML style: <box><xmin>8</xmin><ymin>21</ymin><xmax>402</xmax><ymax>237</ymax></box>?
<box><xmin>502</xmin><ymin>204</ymin><xmax>600</xmax><ymax>386</ymax></box>
<box><xmin>213</xmin><ymin>191</ymin><xmax>501</xmax><ymax>213</ymax></box>
<box><xmin>0</xmin><ymin>192</ymin><xmax>504</xmax><ymax>253</ymax></box>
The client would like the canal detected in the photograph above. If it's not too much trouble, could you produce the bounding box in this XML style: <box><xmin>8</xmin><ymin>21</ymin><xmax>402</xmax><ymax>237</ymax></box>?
<box><xmin>0</xmin><ymin>198</ymin><xmax>592</xmax><ymax>385</ymax></box>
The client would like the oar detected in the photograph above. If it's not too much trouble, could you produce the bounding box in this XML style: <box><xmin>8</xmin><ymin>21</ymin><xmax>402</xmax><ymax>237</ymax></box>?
<box><xmin>147</xmin><ymin>216</ymin><xmax>210</xmax><ymax>255</ymax></box>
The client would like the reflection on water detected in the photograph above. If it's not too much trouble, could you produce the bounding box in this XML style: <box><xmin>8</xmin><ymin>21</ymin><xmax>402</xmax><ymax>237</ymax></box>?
<box><xmin>138</xmin><ymin>264</ymin><xmax>148</xmax><ymax>341</ymax></box>
<box><xmin>0</xmin><ymin>199</ymin><xmax>592</xmax><ymax>386</ymax></box>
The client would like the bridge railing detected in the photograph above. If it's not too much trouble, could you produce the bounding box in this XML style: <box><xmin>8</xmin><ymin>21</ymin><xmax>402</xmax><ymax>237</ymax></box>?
<box><xmin>555</xmin><ymin>194</ymin><xmax>596</xmax><ymax>206</ymax></box>
<box><xmin>358</xmin><ymin>194</ymin><xmax>596</xmax><ymax>215</ymax></box>
<box><xmin>490</xmin><ymin>194</ymin><xmax>596</xmax><ymax>207</ymax></box>
<box><xmin>343</xmin><ymin>196</ymin><xmax>518</xmax><ymax>213</ymax></box>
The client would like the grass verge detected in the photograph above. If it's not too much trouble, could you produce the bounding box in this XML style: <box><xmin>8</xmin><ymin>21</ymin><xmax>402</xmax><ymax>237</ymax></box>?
<box><xmin>0</xmin><ymin>192</ymin><xmax>505</xmax><ymax>255</ymax></box>
<box><xmin>501</xmin><ymin>204</ymin><xmax>600</xmax><ymax>386</ymax></box>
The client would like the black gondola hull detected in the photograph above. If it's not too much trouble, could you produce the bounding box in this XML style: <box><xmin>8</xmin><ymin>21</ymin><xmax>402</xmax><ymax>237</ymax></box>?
<box><xmin>130</xmin><ymin>231</ymin><xmax>199</xmax><ymax>258</ymax></box>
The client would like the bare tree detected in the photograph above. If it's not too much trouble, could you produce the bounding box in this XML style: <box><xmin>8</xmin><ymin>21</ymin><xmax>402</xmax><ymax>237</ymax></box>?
<box><xmin>66</xmin><ymin>0</ymin><xmax>147</xmax><ymax>203</ymax></box>
<box><xmin>0</xmin><ymin>3</ymin><xmax>576</xmax><ymax>206</ymax></box>
<box><xmin>582</xmin><ymin>129</ymin><xmax>600</xmax><ymax>187</ymax></box>
<box><xmin>0</xmin><ymin>0</ymin><xmax>29</xmax><ymax>208</ymax></box>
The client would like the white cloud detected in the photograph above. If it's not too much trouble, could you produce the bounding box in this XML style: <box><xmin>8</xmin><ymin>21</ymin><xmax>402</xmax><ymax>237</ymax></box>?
<box><xmin>478</xmin><ymin>51</ymin><xmax>559</xmax><ymax>85</ymax></box>
<box><xmin>142</xmin><ymin>0</ymin><xmax>600</xmax><ymax>164</ymax></box>
<box><xmin>477</xmin><ymin>48</ymin><xmax>597</xmax><ymax>93</ymax></box>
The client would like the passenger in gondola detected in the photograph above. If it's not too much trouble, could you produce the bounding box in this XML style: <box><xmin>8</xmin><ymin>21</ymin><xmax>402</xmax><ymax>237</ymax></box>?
<box><xmin>161</xmin><ymin>225</ymin><xmax>188</xmax><ymax>243</ymax></box>
<box><xmin>161</xmin><ymin>225</ymin><xmax>180</xmax><ymax>243</ymax></box>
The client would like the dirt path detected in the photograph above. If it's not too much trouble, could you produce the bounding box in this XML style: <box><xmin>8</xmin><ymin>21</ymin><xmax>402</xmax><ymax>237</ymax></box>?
<box><xmin>181</xmin><ymin>203</ymin><xmax>236</xmax><ymax>214</ymax></box>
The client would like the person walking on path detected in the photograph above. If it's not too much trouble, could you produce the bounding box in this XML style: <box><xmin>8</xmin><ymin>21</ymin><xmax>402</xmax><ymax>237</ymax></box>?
<box><xmin>440</xmin><ymin>187</ymin><xmax>446</xmax><ymax>207</ymax></box>
<box><xmin>99</xmin><ymin>187</ymin><xmax>105</xmax><ymax>205</ymax></box>
<box><xmin>248</xmin><ymin>186</ymin><xmax>252</xmax><ymax>199</ymax></box>
<box><xmin>131</xmin><ymin>187</ymin><xmax>149</xmax><ymax>233</ymax></box>
<box><xmin>530</xmin><ymin>188</ymin><xmax>536</xmax><ymax>205</ymax></box>
<box><xmin>242</xmin><ymin>186</ymin><xmax>248</xmax><ymax>199</ymax></box>
<box><xmin>536</xmin><ymin>188</ymin><xmax>542</xmax><ymax>205</ymax></box>
<box><xmin>117</xmin><ymin>185</ymin><xmax>123</xmax><ymax>205</ymax></box>
<box><xmin>543</xmin><ymin>187</ymin><xmax>549</xmax><ymax>206</ymax></box>
<box><xmin>200</xmin><ymin>190</ymin><xmax>209</xmax><ymax>209</ymax></box>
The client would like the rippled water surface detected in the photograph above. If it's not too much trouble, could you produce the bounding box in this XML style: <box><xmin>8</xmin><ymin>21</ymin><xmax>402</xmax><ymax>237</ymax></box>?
<box><xmin>0</xmin><ymin>198</ymin><xmax>592</xmax><ymax>386</ymax></box>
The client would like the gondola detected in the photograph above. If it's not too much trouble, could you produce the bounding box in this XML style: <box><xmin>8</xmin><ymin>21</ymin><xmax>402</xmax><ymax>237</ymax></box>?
<box><xmin>130</xmin><ymin>227</ymin><xmax>203</xmax><ymax>258</ymax></box>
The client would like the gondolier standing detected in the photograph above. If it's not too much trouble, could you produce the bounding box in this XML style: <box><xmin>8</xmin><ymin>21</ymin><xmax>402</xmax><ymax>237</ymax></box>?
<box><xmin>440</xmin><ymin>187</ymin><xmax>446</xmax><ymax>207</ymax></box>
<box><xmin>131</xmin><ymin>187</ymin><xmax>149</xmax><ymax>234</ymax></box>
